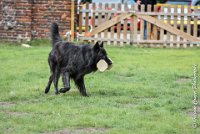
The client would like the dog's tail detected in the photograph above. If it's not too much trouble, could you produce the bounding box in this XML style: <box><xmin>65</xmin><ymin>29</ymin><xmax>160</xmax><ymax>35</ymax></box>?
<box><xmin>51</xmin><ymin>22</ymin><xmax>62</xmax><ymax>46</ymax></box>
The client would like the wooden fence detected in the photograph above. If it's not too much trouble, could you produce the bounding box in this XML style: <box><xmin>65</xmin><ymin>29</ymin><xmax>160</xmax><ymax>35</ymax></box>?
<box><xmin>77</xmin><ymin>3</ymin><xmax>200</xmax><ymax>48</ymax></box>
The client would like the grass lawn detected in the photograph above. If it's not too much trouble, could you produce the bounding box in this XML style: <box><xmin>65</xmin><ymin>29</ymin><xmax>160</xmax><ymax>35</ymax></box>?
<box><xmin>0</xmin><ymin>42</ymin><xmax>200</xmax><ymax>134</ymax></box>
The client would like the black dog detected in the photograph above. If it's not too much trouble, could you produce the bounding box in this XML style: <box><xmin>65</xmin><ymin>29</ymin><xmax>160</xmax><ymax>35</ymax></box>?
<box><xmin>44</xmin><ymin>22</ymin><xmax>112</xmax><ymax>96</ymax></box>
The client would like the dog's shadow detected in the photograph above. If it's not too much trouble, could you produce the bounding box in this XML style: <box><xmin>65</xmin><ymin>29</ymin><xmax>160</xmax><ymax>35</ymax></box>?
<box><xmin>92</xmin><ymin>90</ymin><xmax>124</xmax><ymax>97</ymax></box>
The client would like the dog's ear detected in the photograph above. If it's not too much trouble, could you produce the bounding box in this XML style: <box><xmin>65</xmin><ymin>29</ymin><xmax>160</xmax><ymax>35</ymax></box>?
<box><xmin>93</xmin><ymin>42</ymin><xmax>100</xmax><ymax>52</ymax></box>
<box><xmin>100</xmin><ymin>42</ymin><xmax>104</xmax><ymax>48</ymax></box>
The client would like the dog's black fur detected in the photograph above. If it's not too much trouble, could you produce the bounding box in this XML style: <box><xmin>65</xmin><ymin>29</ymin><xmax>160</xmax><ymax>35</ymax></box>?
<box><xmin>44</xmin><ymin>22</ymin><xmax>112</xmax><ymax>96</ymax></box>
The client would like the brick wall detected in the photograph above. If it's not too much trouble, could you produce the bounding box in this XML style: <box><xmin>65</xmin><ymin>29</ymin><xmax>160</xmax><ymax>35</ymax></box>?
<box><xmin>0</xmin><ymin>0</ymin><xmax>76</xmax><ymax>42</ymax></box>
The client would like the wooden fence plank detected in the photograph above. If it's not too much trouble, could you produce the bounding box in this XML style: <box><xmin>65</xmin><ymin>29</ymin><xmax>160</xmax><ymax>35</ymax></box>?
<box><xmin>152</xmin><ymin>5</ymin><xmax>158</xmax><ymax>41</ymax></box>
<box><xmin>104</xmin><ymin>3</ymin><xmax>109</xmax><ymax>45</ymax></box>
<box><xmin>193</xmin><ymin>6</ymin><xmax>198</xmax><ymax>47</ymax></box>
<box><xmin>152</xmin><ymin>5</ymin><xmax>158</xmax><ymax>47</ymax></box>
<box><xmin>85</xmin><ymin>2</ymin><xmax>89</xmax><ymax>33</ymax></box>
<box><xmin>78</xmin><ymin>4</ymin><xmax>83</xmax><ymax>34</ymax></box>
<box><xmin>173</xmin><ymin>5</ymin><xmax>179</xmax><ymax>48</ymax></box>
<box><xmin>140</xmin><ymin>5</ymin><xmax>145</xmax><ymax>47</ymax></box>
<box><xmin>123</xmin><ymin>3</ymin><xmax>128</xmax><ymax>44</ymax></box>
<box><xmin>130</xmin><ymin>5</ymin><xmax>134</xmax><ymax>45</ymax></box>
<box><xmin>187</xmin><ymin>6</ymin><xmax>192</xmax><ymax>47</ymax></box>
<box><xmin>71</xmin><ymin>0</ymin><xmax>75</xmax><ymax>41</ymax></box>
<box><xmin>133</xmin><ymin>4</ymin><xmax>138</xmax><ymax>46</ymax></box>
<box><xmin>138</xmin><ymin>15</ymin><xmax>200</xmax><ymax>42</ymax></box>
<box><xmin>90</xmin><ymin>3</ymin><xmax>96</xmax><ymax>43</ymax></box>
<box><xmin>193</xmin><ymin>7</ymin><xmax>198</xmax><ymax>37</ymax></box>
<box><xmin>92</xmin><ymin>3</ymin><xmax>96</xmax><ymax>30</ymax></box>
<box><xmin>180</xmin><ymin>5</ymin><xmax>185</xmax><ymax>47</ymax></box>
<box><xmin>98</xmin><ymin>3</ymin><xmax>102</xmax><ymax>38</ymax></box>
<box><xmin>183</xmin><ymin>6</ymin><xmax>187</xmax><ymax>48</ymax></box>
<box><xmin>167</xmin><ymin>6</ymin><xmax>172</xmax><ymax>47</ymax></box>
<box><xmin>147</xmin><ymin>5</ymin><xmax>151</xmax><ymax>41</ymax></box>
<box><xmin>117</xmin><ymin>4</ymin><xmax>121</xmax><ymax>45</ymax></box>
<box><xmin>180</xmin><ymin>5</ymin><xmax>184</xmax><ymax>31</ymax></box>
<box><xmin>160</xmin><ymin>6</ymin><xmax>164</xmax><ymax>47</ymax></box>
<box><xmin>110</xmin><ymin>4</ymin><xmax>115</xmax><ymax>45</ymax></box>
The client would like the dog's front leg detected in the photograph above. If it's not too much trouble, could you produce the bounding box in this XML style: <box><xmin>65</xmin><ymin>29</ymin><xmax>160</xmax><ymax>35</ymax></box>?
<box><xmin>75</xmin><ymin>77</ymin><xmax>88</xmax><ymax>97</ymax></box>
<box><xmin>59</xmin><ymin>71</ymin><xmax>70</xmax><ymax>93</ymax></box>
<box><xmin>44</xmin><ymin>74</ymin><xmax>54</xmax><ymax>94</ymax></box>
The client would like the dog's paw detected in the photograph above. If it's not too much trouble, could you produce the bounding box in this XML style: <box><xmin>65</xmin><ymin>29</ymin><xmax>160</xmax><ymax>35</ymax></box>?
<box><xmin>59</xmin><ymin>88</ymin><xmax>70</xmax><ymax>93</ymax></box>
<box><xmin>44</xmin><ymin>88</ymin><xmax>49</xmax><ymax>94</ymax></box>
<box><xmin>55</xmin><ymin>91</ymin><xmax>60</xmax><ymax>95</ymax></box>
<box><xmin>82</xmin><ymin>93</ymin><xmax>89</xmax><ymax>97</ymax></box>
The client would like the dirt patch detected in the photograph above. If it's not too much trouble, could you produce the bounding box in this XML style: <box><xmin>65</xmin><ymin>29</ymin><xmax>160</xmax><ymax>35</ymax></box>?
<box><xmin>187</xmin><ymin>106</ymin><xmax>200</xmax><ymax>116</ymax></box>
<box><xmin>0</xmin><ymin>102</ymin><xmax>15</xmax><ymax>107</ymax></box>
<box><xmin>4</xmin><ymin>128</ymin><xmax>14</xmax><ymax>134</ymax></box>
<box><xmin>176</xmin><ymin>77</ymin><xmax>191</xmax><ymax>84</ymax></box>
<box><xmin>3</xmin><ymin>111</ymin><xmax>29</xmax><ymax>116</ymax></box>
<box><xmin>44</xmin><ymin>127</ymin><xmax>109</xmax><ymax>134</ymax></box>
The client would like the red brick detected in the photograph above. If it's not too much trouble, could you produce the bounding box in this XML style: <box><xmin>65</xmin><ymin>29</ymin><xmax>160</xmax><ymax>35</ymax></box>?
<box><xmin>0</xmin><ymin>0</ymin><xmax>77</xmax><ymax>41</ymax></box>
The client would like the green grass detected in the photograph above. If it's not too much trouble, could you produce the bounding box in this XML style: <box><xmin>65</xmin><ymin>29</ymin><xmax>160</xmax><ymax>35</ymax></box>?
<box><xmin>0</xmin><ymin>42</ymin><xmax>200</xmax><ymax>134</ymax></box>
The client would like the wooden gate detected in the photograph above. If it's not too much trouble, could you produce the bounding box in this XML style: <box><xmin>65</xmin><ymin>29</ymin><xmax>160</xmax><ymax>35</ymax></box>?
<box><xmin>77</xmin><ymin>3</ymin><xmax>200</xmax><ymax>48</ymax></box>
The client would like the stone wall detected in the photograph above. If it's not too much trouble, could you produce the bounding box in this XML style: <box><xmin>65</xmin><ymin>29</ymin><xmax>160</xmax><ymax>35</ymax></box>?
<box><xmin>0</xmin><ymin>0</ymin><xmax>76</xmax><ymax>42</ymax></box>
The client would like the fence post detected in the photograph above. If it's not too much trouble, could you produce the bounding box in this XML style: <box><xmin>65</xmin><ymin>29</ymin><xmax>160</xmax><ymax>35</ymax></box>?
<box><xmin>140</xmin><ymin>4</ymin><xmax>145</xmax><ymax>47</ymax></box>
<box><xmin>193</xmin><ymin>6</ymin><xmax>198</xmax><ymax>47</ymax></box>
<box><xmin>78</xmin><ymin>3</ymin><xmax>83</xmax><ymax>35</ymax></box>
<box><xmin>134</xmin><ymin>4</ymin><xmax>138</xmax><ymax>46</ymax></box>
<box><xmin>130</xmin><ymin>5</ymin><xmax>134</xmax><ymax>45</ymax></box>
<box><xmin>71</xmin><ymin>0</ymin><xmax>75</xmax><ymax>42</ymax></box>
<box><xmin>123</xmin><ymin>3</ymin><xmax>128</xmax><ymax>44</ymax></box>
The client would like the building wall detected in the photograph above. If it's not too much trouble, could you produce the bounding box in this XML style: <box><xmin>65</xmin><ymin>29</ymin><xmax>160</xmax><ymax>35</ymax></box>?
<box><xmin>0</xmin><ymin>0</ymin><xmax>76</xmax><ymax>42</ymax></box>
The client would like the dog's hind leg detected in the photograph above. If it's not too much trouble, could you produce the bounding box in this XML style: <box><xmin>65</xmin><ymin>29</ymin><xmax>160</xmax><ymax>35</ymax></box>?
<box><xmin>75</xmin><ymin>77</ymin><xmax>88</xmax><ymax>97</ymax></box>
<box><xmin>44</xmin><ymin>74</ymin><xmax>53</xmax><ymax>94</ymax></box>
<box><xmin>45</xmin><ymin>58</ymin><xmax>56</xmax><ymax>94</ymax></box>
<box><xmin>59</xmin><ymin>71</ymin><xmax>70</xmax><ymax>93</ymax></box>
<box><xmin>53</xmin><ymin>67</ymin><xmax>60</xmax><ymax>95</ymax></box>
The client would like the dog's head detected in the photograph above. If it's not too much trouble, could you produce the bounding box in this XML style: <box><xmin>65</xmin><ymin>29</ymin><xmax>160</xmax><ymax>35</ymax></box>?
<box><xmin>93</xmin><ymin>42</ymin><xmax>112</xmax><ymax>70</ymax></box>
